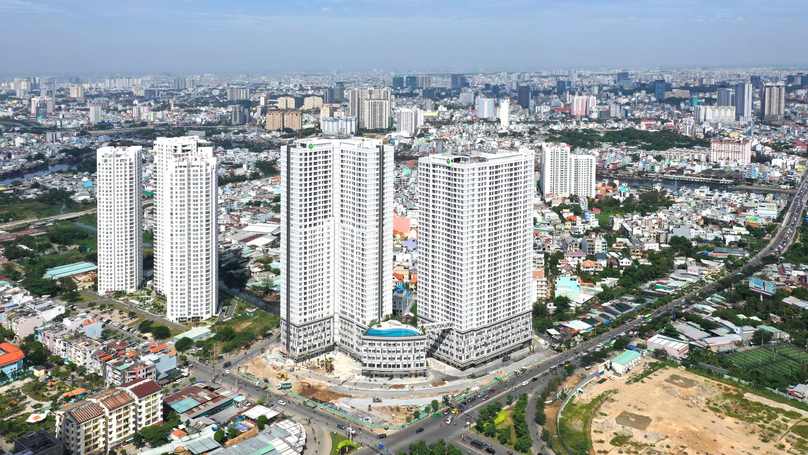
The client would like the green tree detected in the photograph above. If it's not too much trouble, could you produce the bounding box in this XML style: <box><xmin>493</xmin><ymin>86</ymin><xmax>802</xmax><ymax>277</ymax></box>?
<box><xmin>431</xmin><ymin>399</ymin><xmax>440</xmax><ymax>412</ymax></box>
<box><xmin>151</xmin><ymin>326</ymin><xmax>171</xmax><ymax>340</ymax></box>
<box><xmin>413</xmin><ymin>410</ymin><xmax>421</xmax><ymax>419</ymax></box>
<box><xmin>752</xmin><ymin>329</ymin><xmax>773</xmax><ymax>346</ymax></box>
<box><xmin>138</xmin><ymin>320</ymin><xmax>154</xmax><ymax>333</ymax></box>
<box><xmin>175</xmin><ymin>337</ymin><xmax>194</xmax><ymax>352</ymax></box>
<box><xmin>213</xmin><ymin>429</ymin><xmax>225</xmax><ymax>443</ymax></box>
<box><xmin>256</xmin><ymin>415</ymin><xmax>268</xmax><ymax>431</ymax></box>
<box><xmin>554</xmin><ymin>295</ymin><xmax>572</xmax><ymax>314</ymax></box>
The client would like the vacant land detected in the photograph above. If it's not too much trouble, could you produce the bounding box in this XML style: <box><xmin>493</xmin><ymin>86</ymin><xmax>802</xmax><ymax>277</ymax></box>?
<box><xmin>584</xmin><ymin>361</ymin><xmax>808</xmax><ymax>455</ymax></box>
<box><xmin>731</xmin><ymin>345</ymin><xmax>808</xmax><ymax>379</ymax></box>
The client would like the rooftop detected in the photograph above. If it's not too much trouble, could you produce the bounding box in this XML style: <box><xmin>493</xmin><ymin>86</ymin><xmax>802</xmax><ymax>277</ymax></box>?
<box><xmin>611</xmin><ymin>350</ymin><xmax>641</xmax><ymax>366</ymax></box>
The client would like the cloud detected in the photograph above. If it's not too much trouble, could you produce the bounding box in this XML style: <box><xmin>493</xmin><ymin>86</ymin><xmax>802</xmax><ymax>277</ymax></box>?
<box><xmin>0</xmin><ymin>0</ymin><xmax>59</xmax><ymax>13</ymax></box>
<box><xmin>322</xmin><ymin>7</ymin><xmax>332</xmax><ymax>13</ymax></box>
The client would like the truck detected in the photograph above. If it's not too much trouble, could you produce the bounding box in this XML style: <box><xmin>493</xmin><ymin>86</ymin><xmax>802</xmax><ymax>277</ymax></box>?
<box><xmin>277</xmin><ymin>382</ymin><xmax>292</xmax><ymax>390</ymax></box>
<box><xmin>277</xmin><ymin>372</ymin><xmax>288</xmax><ymax>380</ymax></box>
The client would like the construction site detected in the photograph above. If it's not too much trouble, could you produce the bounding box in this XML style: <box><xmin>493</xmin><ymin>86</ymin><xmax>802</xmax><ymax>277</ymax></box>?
<box><xmin>570</xmin><ymin>359</ymin><xmax>808</xmax><ymax>455</ymax></box>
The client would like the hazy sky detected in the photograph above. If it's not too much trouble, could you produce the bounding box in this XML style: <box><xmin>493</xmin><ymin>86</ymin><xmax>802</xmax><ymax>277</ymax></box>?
<box><xmin>1</xmin><ymin>0</ymin><xmax>807</xmax><ymax>75</ymax></box>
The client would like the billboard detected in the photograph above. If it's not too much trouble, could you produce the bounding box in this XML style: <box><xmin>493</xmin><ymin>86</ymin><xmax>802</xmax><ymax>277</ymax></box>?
<box><xmin>749</xmin><ymin>278</ymin><xmax>775</xmax><ymax>296</ymax></box>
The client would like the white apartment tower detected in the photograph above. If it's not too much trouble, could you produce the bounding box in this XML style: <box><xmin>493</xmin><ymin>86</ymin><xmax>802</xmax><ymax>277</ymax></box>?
<box><xmin>499</xmin><ymin>99</ymin><xmax>510</xmax><ymax>129</ymax></box>
<box><xmin>281</xmin><ymin>138</ymin><xmax>393</xmax><ymax>360</ymax></box>
<box><xmin>397</xmin><ymin>107</ymin><xmax>423</xmax><ymax>136</ymax></box>
<box><xmin>540</xmin><ymin>142</ymin><xmax>596</xmax><ymax>200</ymax></box>
<box><xmin>734</xmin><ymin>82</ymin><xmax>753</xmax><ymax>123</ymax></box>
<box><xmin>153</xmin><ymin>137</ymin><xmax>218</xmax><ymax>322</ymax></box>
<box><xmin>97</xmin><ymin>146</ymin><xmax>143</xmax><ymax>294</ymax></box>
<box><xmin>347</xmin><ymin>88</ymin><xmax>392</xmax><ymax>130</ymax></box>
<box><xmin>476</xmin><ymin>98</ymin><xmax>496</xmax><ymax>119</ymax></box>
<box><xmin>540</xmin><ymin>142</ymin><xmax>571</xmax><ymax>199</ymax></box>
<box><xmin>417</xmin><ymin>150</ymin><xmax>534</xmax><ymax>368</ymax></box>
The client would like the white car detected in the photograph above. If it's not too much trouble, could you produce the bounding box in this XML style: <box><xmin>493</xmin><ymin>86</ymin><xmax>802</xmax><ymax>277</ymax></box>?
<box><xmin>278</xmin><ymin>399</ymin><xmax>287</xmax><ymax>406</ymax></box>
<box><xmin>225</xmin><ymin>369</ymin><xmax>231</xmax><ymax>375</ymax></box>
<box><xmin>521</xmin><ymin>381</ymin><xmax>529</xmax><ymax>387</ymax></box>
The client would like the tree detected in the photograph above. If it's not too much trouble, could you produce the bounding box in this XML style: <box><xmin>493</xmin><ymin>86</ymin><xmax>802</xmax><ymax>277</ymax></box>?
<box><xmin>213</xmin><ymin>429</ymin><xmax>225</xmax><ymax>443</ymax></box>
<box><xmin>151</xmin><ymin>326</ymin><xmax>171</xmax><ymax>340</ymax></box>
<box><xmin>431</xmin><ymin>399</ymin><xmax>440</xmax><ymax>412</ymax></box>
<box><xmin>138</xmin><ymin>320</ymin><xmax>154</xmax><ymax>333</ymax></box>
<box><xmin>442</xmin><ymin>395</ymin><xmax>451</xmax><ymax>406</ymax></box>
<box><xmin>175</xmin><ymin>337</ymin><xmax>194</xmax><ymax>352</ymax></box>
<box><xmin>554</xmin><ymin>295</ymin><xmax>572</xmax><ymax>314</ymax></box>
<box><xmin>228</xmin><ymin>426</ymin><xmax>239</xmax><ymax>440</ymax></box>
<box><xmin>59</xmin><ymin>278</ymin><xmax>81</xmax><ymax>302</ymax></box>
<box><xmin>752</xmin><ymin>329</ymin><xmax>773</xmax><ymax>346</ymax></box>
<box><xmin>612</xmin><ymin>336</ymin><xmax>630</xmax><ymax>351</ymax></box>
<box><xmin>256</xmin><ymin>415</ymin><xmax>268</xmax><ymax>431</ymax></box>
<box><xmin>132</xmin><ymin>433</ymin><xmax>144</xmax><ymax>447</ymax></box>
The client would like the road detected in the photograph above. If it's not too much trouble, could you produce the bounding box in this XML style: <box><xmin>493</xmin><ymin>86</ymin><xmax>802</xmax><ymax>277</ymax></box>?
<box><xmin>349</xmin><ymin>176</ymin><xmax>808</xmax><ymax>455</ymax></box>
<box><xmin>0</xmin><ymin>198</ymin><xmax>152</xmax><ymax>231</ymax></box>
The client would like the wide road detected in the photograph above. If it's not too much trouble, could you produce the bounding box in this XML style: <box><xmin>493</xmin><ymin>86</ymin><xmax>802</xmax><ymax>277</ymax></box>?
<box><xmin>0</xmin><ymin>198</ymin><xmax>152</xmax><ymax>231</ymax></box>
<box><xmin>350</xmin><ymin>176</ymin><xmax>808</xmax><ymax>455</ymax></box>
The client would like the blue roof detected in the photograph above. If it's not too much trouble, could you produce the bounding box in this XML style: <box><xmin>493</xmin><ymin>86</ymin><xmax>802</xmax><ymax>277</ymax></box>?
<box><xmin>365</xmin><ymin>327</ymin><xmax>420</xmax><ymax>337</ymax></box>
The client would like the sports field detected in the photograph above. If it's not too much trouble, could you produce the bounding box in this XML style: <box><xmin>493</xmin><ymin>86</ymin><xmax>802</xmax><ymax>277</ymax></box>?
<box><xmin>730</xmin><ymin>344</ymin><xmax>808</xmax><ymax>377</ymax></box>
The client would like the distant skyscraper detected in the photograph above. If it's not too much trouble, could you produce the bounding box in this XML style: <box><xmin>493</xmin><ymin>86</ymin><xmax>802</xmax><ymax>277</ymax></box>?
<box><xmin>416</xmin><ymin>76</ymin><xmax>432</xmax><ymax>89</ymax></box>
<box><xmin>451</xmin><ymin>74</ymin><xmax>467</xmax><ymax>89</ymax></box>
<box><xmin>392</xmin><ymin>76</ymin><xmax>404</xmax><ymax>89</ymax></box>
<box><xmin>418</xmin><ymin>150</ymin><xmax>534</xmax><ymax>368</ymax></box>
<box><xmin>694</xmin><ymin>105</ymin><xmax>736</xmax><ymax>124</ymax></box>
<box><xmin>173</xmin><ymin>78</ymin><xmax>187</xmax><ymax>90</ymax></box>
<box><xmin>88</xmin><ymin>104</ymin><xmax>103</xmax><ymax>124</ymax></box>
<box><xmin>153</xmin><ymin>136</ymin><xmax>218</xmax><ymax>322</ymax></box>
<box><xmin>347</xmin><ymin>88</ymin><xmax>391</xmax><ymax>130</ymax></box>
<box><xmin>69</xmin><ymin>85</ymin><xmax>84</xmax><ymax>101</ymax></box>
<box><xmin>397</xmin><ymin>107</ymin><xmax>423</xmax><ymax>136</ymax></box>
<box><xmin>616</xmin><ymin>71</ymin><xmax>630</xmax><ymax>82</ymax></box>
<box><xmin>570</xmin><ymin>95</ymin><xmax>596</xmax><ymax>117</ymax></box>
<box><xmin>717</xmin><ymin>88</ymin><xmax>734</xmax><ymax>106</ymax></box>
<box><xmin>334</xmin><ymin>82</ymin><xmax>346</xmax><ymax>102</ymax></box>
<box><xmin>557</xmin><ymin>80</ymin><xmax>567</xmax><ymax>93</ymax></box>
<box><xmin>760</xmin><ymin>82</ymin><xmax>786</xmax><ymax>123</ymax></box>
<box><xmin>280</xmin><ymin>138</ymin><xmax>393</xmax><ymax>361</ymax></box>
<box><xmin>540</xmin><ymin>143</ymin><xmax>596</xmax><ymax>200</ymax></box>
<box><xmin>30</xmin><ymin>97</ymin><xmax>53</xmax><ymax>117</ymax></box>
<box><xmin>750</xmin><ymin>75</ymin><xmax>762</xmax><ymax>89</ymax></box>
<box><xmin>654</xmin><ymin>80</ymin><xmax>666</xmax><ymax>100</ymax></box>
<box><xmin>97</xmin><ymin>146</ymin><xmax>143</xmax><ymax>294</ymax></box>
<box><xmin>476</xmin><ymin>98</ymin><xmax>496</xmax><ymax>119</ymax></box>
<box><xmin>517</xmin><ymin>85</ymin><xmax>530</xmax><ymax>109</ymax></box>
<box><xmin>499</xmin><ymin>99</ymin><xmax>510</xmax><ymax>129</ymax></box>
<box><xmin>227</xmin><ymin>86</ymin><xmax>249</xmax><ymax>101</ymax></box>
<box><xmin>734</xmin><ymin>82</ymin><xmax>753</xmax><ymax>123</ymax></box>
<box><xmin>405</xmin><ymin>76</ymin><xmax>418</xmax><ymax>89</ymax></box>
<box><xmin>710</xmin><ymin>140</ymin><xmax>752</xmax><ymax>164</ymax></box>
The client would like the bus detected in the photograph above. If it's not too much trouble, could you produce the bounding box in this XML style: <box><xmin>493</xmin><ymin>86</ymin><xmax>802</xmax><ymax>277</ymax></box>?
<box><xmin>641</xmin><ymin>313</ymin><xmax>653</xmax><ymax>322</ymax></box>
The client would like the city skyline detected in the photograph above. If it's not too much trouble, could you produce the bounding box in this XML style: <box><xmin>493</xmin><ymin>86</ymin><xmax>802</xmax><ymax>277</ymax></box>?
<box><xmin>1</xmin><ymin>0</ymin><xmax>807</xmax><ymax>74</ymax></box>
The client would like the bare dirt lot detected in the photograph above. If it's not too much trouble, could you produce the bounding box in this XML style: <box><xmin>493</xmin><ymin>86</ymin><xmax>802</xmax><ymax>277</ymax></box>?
<box><xmin>583</xmin><ymin>361</ymin><xmax>808</xmax><ymax>455</ymax></box>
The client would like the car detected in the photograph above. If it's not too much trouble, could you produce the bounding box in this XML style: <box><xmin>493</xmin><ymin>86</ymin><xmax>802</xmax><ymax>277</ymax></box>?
<box><xmin>415</xmin><ymin>428</ymin><xmax>424</xmax><ymax>434</ymax></box>
<box><xmin>337</xmin><ymin>424</ymin><xmax>346</xmax><ymax>430</ymax></box>
<box><xmin>470</xmin><ymin>440</ymin><xmax>484</xmax><ymax>449</ymax></box>
<box><xmin>521</xmin><ymin>380</ymin><xmax>529</xmax><ymax>387</ymax></box>
<box><xmin>225</xmin><ymin>369</ymin><xmax>231</xmax><ymax>375</ymax></box>
<box><xmin>489</xmin><ymin>388</ymin><xmax>496</xmax><ymax>394</ymax></box>
<box><xmin>446</xmin><ymin>416</ymin><xmax>453</xmax><ymax>425</ymax></box>
<box><xmin>377</xmin><ymin>434</ymin><xmax>387</xmax><ymax>439</ymax></box>
<box><xmin>278</xmin><ymin>399</ymin><xmax>287</xmax><ymax>406</ymax></box>
<box><xmin>485</xmin><ymin>448</ymin><xmax>496</xmax><ymax>454</ymax></box>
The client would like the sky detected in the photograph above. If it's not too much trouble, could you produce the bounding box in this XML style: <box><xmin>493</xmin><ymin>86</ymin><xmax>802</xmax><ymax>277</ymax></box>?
<box><xmin>1</xmin><ymin>0</ymin><xmax>807</xmax><ymax>75</ymax></box>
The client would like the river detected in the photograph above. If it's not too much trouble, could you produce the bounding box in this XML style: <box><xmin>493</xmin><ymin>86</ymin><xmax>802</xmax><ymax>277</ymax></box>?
<box><xmin>0</xmin><ymin>162</ymin><xmax>78</xmax><ymax>186</ymax></box>
<box><xmin>599</xmin><ymin>175</ymin><xmax>795</xmax><ymax>199</ymax></box>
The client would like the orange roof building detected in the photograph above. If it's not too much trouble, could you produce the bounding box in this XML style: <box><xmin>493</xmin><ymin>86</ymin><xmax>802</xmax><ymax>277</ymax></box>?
<box><xmin>0</xmin><ymin>342</ymin><xmax>24</xmax><ymax>383</ymax></box>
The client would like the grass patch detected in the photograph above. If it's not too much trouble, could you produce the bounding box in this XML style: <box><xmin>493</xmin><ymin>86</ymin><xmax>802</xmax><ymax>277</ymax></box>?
<box><xmin>494</xmin><ymin>410</ymin><xmax>507</xmax><ymax>425</ymax></box>
<box><xmin>559</xmin><ymin>392</ymin><xmax>611</xmax><ymax>455</ymax></box>
<box><xmin>214</xmin><ymin>300</ymin><xmax>280</xmax><ymax>337</ymax></box>
<box><xmin>329</xmin><ymin>432</ymin><xmax>356</xmax><ymax>455</ymax></box>
<box><xmin>626</xmin><ymin>361</ymin><xmax>667</xmax><ymax>384</ymax></box>
<box><xmin>74</xmin><ymin>213</ymin><xmax>97</xmax><ymax>227</ymax></box>
<box><xmin>730</xmin><ymin>345</ymin><xmax>808</xmax><ymax>379</ymax></box>
<box><xmin>609</xmin><ymin>434</ymin><xmax>632</xmax><ymax>446</ymax></box>
<box><xmin>793</xmin><ymin>424</ymin><xmax>808</xmax><ymax>439</ymax></box>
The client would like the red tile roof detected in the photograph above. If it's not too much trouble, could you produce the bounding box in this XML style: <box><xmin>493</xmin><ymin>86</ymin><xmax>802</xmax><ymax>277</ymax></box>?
<box><xmin>0</xmin><ymin>343</ymin><xmax>24</xmax><ymax>367</ymax></box>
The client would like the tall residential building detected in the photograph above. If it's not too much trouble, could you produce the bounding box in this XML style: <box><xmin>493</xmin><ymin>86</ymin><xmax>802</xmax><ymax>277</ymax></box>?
<box><xmin>570</xmin><ymin>154</ymin><xmax>597</xmax><ymax>200</ymax></box>
<box><xmin>694</xmin><ymin>105</ymin><xmax>736</xmax><ymax>124</ymax></box>
<box><xmin>570</xmin><ymin>95</ymin><xmax>596</xmax><ymax>117</ymax></box>
<box><xmin>154</xmin><ymin>137</ymin><xmax>218</xmax><ymax>322</ymax></box>
<box><xmin>277</xmin><ymin>96</ymin><xmax>296</xmax><ymax>109</ymax></box>
<box><xmin>280</xmin><ymin>138</ymin><xmax>393</xmax><ymax>363</ymax></box>
<box><xmin>227</xmin><ymin>86</ymin><xmax>250</xmax><ymax>101</ymax></box>
<box><xmin>88</xmin><ymin>104</ymin><xmax>103</xmax><ymax>124</ymax></box>
<box><xmin>710</xmin><ymin>140</ymin><xmax>752</xmax><ymax>164</ymax></box>
<box><xmin>654</xmin><ymin>79</ymin><xmax>666</xmax><ymax>100</ymax></box>
<box><xmin>69</xmin><ymin>85</ymin><xmax>84</xmax><ymax>101</ymax></box>
<box><xmin>56</xmin><ymin>379</ymin><xmax>162</xmax><ymax>455</ymax></box>
<box><xmin>517</xmin><ymin>85</ymin><xmax>530</xmax><ymax>108</ymax></box>
<box><xmin>451</xmin><ymin>74</ymin><xmax>467</xmax><ymax>89</ymax></box>
<box><xmin>760</xmin><ymin>82</ymin><xmax>786</xmax><ymax>123</ymax></box>
<box><xmin>540</xmin><ymin>143</ymin><xmax>596</xmax><ymax>200</ymax></box>
<box><xmin>97</xmin><ymin>146</ymin><xmax>143</xmax><ymax>294</ymax></box>
<box><xmin>476</xmin><ymin>98</ymin><xmax>496</xmax><ymax>119</ymax></box>
<box><xmin>347</xmin><ymin>88</ymin><xmax>391</xmax><ymax>130</ymax></box>
<box><xmin>334</xmin><ymin>82</ymin><xmax>346</xmax><ymax>102</ymax></box>
<box><xmin>30</xmin><ymin>97</ymin><xmax>53</xmax><ymax>117</ymax></box>
<box><xmin>417</xmin><ymin>150</ymin><xmax>534</xmax><ymax>368</ymax></box>
<box><xmin>172</xmin><ymin>77</ymin><xmax>187</xmax><ymax>90</ymax></box>
<box><xmin>392</xmin><ymin>76</ymin><xmax>404</xmax><ymax>89</ymax></box>
<box><xmin>265</xmin><ymin>110</ymin><xmax>302</xmax><ymax>131</ymax></box>
<box><xmin>397</xmin><ymin>107</ymin><xmax>423</xmax><ymax>136</ymax></box>
<box><xmin>405</xmin><ymin>76</ymin><xmax>418</xmax><ymax>89</ymax></box>
<box><xmin>417</xmin><ymin>75</ymin><xmax>432</xmax><ymax>88</ymax></box>
<box><xmin>750</xmin><ymin>75</ymin><xmax>762</xmax><ymax>89</ymax></box>
<box><xmin>499</xmin><ymin>99</ymin><xmax>510</xmax><ymax>129</ymax></box>
<box><xmin>717</xmin><ymin>88</ymin><xmax>734</xmax><ymax>106</ymax></box>
<box><xmin>734</xmin><ymin>82</ymin><xmax>753</xmax><ymax>123</ymax></box>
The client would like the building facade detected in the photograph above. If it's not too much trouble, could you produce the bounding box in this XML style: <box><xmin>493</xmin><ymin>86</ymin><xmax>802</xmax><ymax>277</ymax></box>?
<box><xmin>97</xmin><ymin>146</ymin><xmax>143</xmax><ymax>294</ymax></box>
<box><xmin>153</xmin><ymin>137</ymin><xmax>218</xmax><ymax>322</ymax></box>
<box><xmin>347</xmin><ymin>88</ymin><xmax>391</xmax><ymax>130</ymax></box>
<box><xmin>499</xmin><ymin>99</ymin><xmax>510</xmax><ymax>129</ymax></box>
<box><xmin>760</xmin><ymin>82</ymin><xmax>786</xmax><ymax>123</ymax></box>
<box><xmin>694</xmin><ymin>105</ymin><xmax>736</xmax><ymax>124</ymax></box>
<box><xmin>540</xmin><ymin>143</ymin><xmax>597</xmax><ymax>201</ymax></box>
<box><xmin>280</xmin><ymin>138</ymin><xmax>393</xmax><ymax>361</ymax></box>
<box><xmin>417</xmin><ymin>151</ymin><xmax>534</xmax><ymax>368</ymax></box>
<box><xmin>734</xmin><ymin>82</ymin><xmax>753</xmax><ymax>123</ymax></box>
<box><xmin>710</xmin><ymin>140</ymin><xmax>752</xmax><ymax>164</ymax></box>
